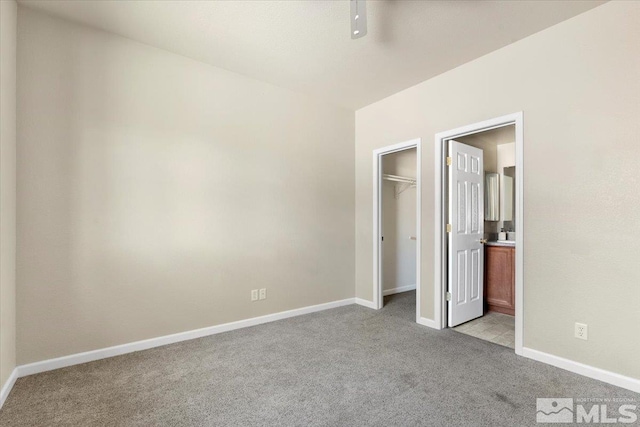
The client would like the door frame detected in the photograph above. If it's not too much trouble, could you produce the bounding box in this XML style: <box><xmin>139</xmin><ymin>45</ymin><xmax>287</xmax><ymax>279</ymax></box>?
<box><xmin>373</xmin><ymin>138</ymin><xmax>421</xmax><ymax>322</ymax></box>
<box><xmin>434</xmin><ymin>112</ymin><xmax>524</xmax><ymax>355</ymax></box>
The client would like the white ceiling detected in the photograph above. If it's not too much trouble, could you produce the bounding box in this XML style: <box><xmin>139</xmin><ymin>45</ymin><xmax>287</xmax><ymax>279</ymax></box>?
<box><xmin>18</xmin><ymin>0</ymin><xmax>605</xmax><ymax>110</ymax></box>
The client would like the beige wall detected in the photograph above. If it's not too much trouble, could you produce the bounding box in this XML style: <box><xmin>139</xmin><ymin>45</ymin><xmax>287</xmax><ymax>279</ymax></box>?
<box><xmin>356</xmin><ymin>1</ymin><xmax>640</xmax><ymax>379</ymax></box>
<box><xmin>382</xmin><ymin>149</ymin><xmax>417</xmax><ymax>292</ymax></box>
<box><xmin>17</xmin><ymin>8</ymin><xmax>355</xmax><ymax>365</ymax></box>
<box><xmin>1</xmin><ymin>0</ymin><xmax>18</xmax><ymax>388</ymax></box>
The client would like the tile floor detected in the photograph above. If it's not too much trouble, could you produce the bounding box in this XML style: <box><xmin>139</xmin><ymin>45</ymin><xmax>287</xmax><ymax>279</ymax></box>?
<box><xmin>452</xmin><ymin>311</ymin><xmax>515</xmax><ymax>349</ymax></box>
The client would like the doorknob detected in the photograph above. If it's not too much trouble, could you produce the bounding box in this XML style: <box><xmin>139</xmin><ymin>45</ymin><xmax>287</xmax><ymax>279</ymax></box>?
<box><xmin>480</xmin><ymin>239</ymin><xmax>488</xmax><ymax>244</ymax></box>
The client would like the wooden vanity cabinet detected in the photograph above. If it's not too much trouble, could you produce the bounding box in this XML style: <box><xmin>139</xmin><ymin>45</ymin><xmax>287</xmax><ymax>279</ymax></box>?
<box><xmin>484</xmin><ymin>246</ymin><xmax>515</xmax><ymax>316</ymax></box>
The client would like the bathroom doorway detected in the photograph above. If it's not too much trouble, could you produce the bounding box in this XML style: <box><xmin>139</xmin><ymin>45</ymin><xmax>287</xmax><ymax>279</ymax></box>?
<box><xmin>450</xmin><ymin>126</ymin><xmax>516</xmax><ymax>348</ymax></box>
<box><xmin>434</xmin><ymin>113</ymin><xmax>524</xmax><ymax>354</ymax></box>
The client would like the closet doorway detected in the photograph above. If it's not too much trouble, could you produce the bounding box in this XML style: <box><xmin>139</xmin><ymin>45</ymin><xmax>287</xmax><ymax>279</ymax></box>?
<box><xmin>373</xmin><ymin>139</ymin><xmax>422</xmax><ymax>322</ymax></box>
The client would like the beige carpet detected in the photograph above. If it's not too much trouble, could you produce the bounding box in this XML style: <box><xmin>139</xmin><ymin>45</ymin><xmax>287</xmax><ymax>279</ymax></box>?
<box><xmin>1</xmin><ymin>291</ymin><xmax>637</xmax><ymax>426</ymax></box>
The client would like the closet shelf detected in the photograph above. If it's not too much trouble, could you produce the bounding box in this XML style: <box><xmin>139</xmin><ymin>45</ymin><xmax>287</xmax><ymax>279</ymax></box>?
<box><xmin>383</xmin><ymin>174</ymin><xmax>416</xmax><ymax>199</ymax></box>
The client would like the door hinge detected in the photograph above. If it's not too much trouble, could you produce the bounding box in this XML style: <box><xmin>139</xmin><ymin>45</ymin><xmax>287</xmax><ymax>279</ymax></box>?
<box><xmin>446</xmin><ymin>292</ymin><xmax>452</xmax><ymax>302</ymax></box>
<box><xmin>446</xmin><ymin>223</ymin><xmax>451</xmax><ymax>233</ymax></box>
<box><xmin>446</xmin><ymin>156</ymin><xmax>452</xmax><ymax>166</ymax></box>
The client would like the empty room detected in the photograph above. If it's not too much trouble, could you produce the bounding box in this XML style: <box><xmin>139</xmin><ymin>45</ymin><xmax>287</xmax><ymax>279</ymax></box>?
<box><xmin>1</xmin><ymin>1</ymin><xmax>639</xmax><ymax>425</ymax></box>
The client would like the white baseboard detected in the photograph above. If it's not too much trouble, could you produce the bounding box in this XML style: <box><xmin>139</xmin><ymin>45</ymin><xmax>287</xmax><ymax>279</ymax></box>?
<box><xmin>16</xmin><ymin>297</ymin><xmax>356</xmax><ymax>378</ymax></box>
<box><xmin>8</xmin><ymin>301</ymin><xmax>637</xmax><ymax>407</ymax></box>
<box><xmin>417</xmin><ymin>316</ymin><xmax>441</xmax><ymax>330</ymax></box>
<box><xmin>355</xmin><ymin>298</ymin><xmax>377</xmax><ymax>309</ymax></box>
<box><xmin>522</xmin><ymin>347</ymin><xmax>640</xmax><ymax>393</ymax></box>
<box><xmin>382</xmin><ymin>284</ymin><xmax>416</xmax><ymax>296</ymax></box>
<box><xmin>0</xmin><ymin>368</ymin><xmax>18</xmax><ymax>409</ymax></box>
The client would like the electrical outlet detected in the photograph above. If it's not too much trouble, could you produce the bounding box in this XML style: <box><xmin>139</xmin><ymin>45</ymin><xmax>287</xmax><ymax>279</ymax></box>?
<box><xmin>251</xmin><ymin>290</ymin><xmax>259</xmax><ymax>302</ymax></box>
<box><xmin>259</xmin><ymin>288</ymin><xmax>267</xmax><ymax>300</ymax></box>
<box><xmin>575</xmin><ymin>322</ymin><xmax>588</xmax><ymax>340</ymax></box>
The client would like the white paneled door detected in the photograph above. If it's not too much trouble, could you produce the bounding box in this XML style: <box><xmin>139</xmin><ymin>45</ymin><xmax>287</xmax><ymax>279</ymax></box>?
<box><xmin>448</xmin><ymin>141</ymin><xmax>484</xmax><ymax>327</ymax></box>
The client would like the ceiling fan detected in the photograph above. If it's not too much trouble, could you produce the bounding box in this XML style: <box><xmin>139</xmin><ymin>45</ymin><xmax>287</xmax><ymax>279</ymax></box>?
<box><xmin>350</xmin><ymin>0</ymin><xmax>367</xmax><ymax>39</ymax></box>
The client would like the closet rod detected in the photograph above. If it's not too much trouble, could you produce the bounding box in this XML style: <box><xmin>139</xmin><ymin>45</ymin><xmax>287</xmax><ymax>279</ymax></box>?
<box><xmin>382</xmin><ymin>174</ymin><xmax>416</xmax><ymax>185</ymax></box>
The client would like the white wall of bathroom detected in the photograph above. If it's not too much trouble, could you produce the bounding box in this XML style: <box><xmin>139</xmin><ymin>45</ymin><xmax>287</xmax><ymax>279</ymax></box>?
<box><xmin>382</xmin><ymin>149</ymin><xmax>417</xmax><ymax>294</ymax></box>
<box><xmin>497</xmin><ymin>142</ymin><xmax>516</xmax><ymax>171</ymax></box>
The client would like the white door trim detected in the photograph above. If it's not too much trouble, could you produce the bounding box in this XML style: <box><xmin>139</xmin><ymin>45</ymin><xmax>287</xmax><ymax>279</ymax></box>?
<box><xmin>434</xmin><ymin>112</ymin><xmax>524</xmax><ymax>355</ymax></box>
<box><xmin>372</xmin><ymin>139</ymin><xmax>421</xmax><ymax>323</ymax></box>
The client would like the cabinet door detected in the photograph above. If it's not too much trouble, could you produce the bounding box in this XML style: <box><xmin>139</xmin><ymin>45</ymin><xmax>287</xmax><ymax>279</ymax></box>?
<box><xmin>485</xmin><ymin>246</ymin><xmax>515</xmax><ymax>315</ymax></box>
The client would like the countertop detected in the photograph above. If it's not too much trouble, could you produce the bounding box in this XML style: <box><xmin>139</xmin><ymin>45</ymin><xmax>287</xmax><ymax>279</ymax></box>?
<box><xmin>485</xmin><ymin>240</ymin><xmax>516</xmax><ymax>247</ymax></box>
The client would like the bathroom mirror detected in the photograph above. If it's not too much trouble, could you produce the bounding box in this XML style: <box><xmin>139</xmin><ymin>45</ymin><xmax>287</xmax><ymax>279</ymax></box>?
<box><xmin>502</xmin><ymin>166</ymin><xmax>516</xmax><ymax>229</ymax></box>
<box><xmin>485</xmin><ymin>173</ymin><xmax>499</xmax><ymax>221</ymax></box>
<box><xmin>502</xmin><ymin>175</ymin><xmax>513</xmax><ymax>221</ymax></box>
